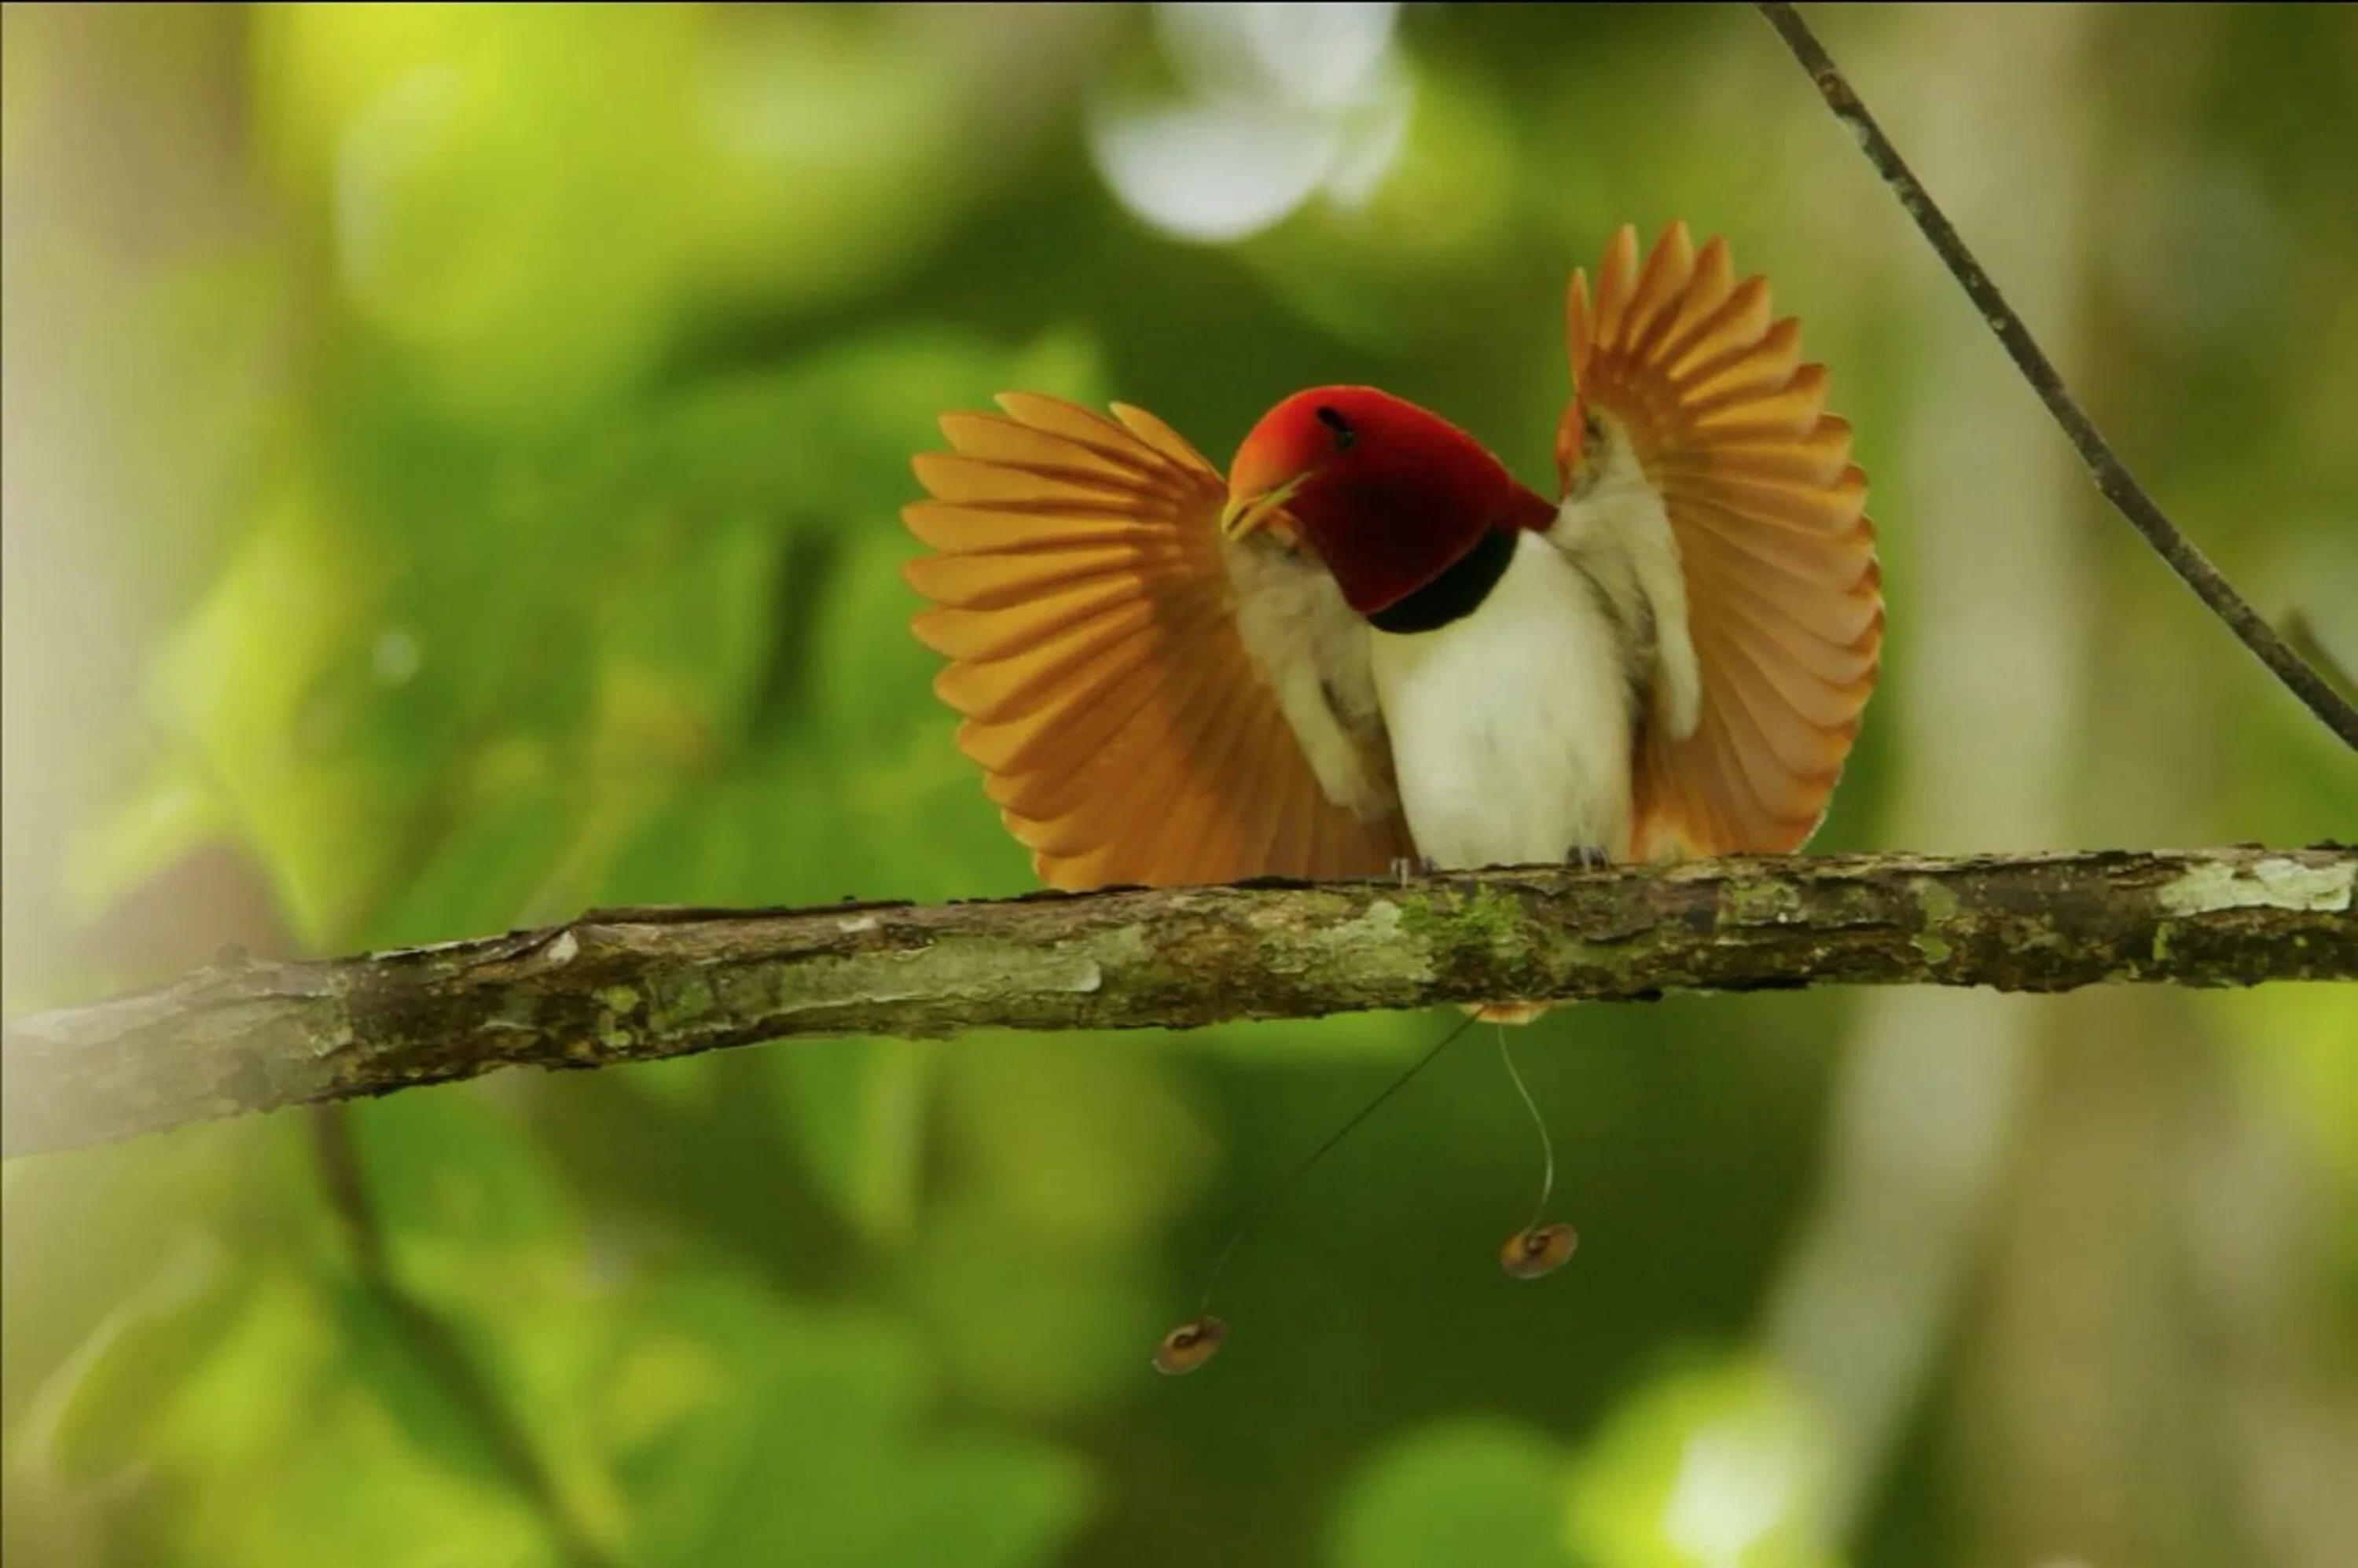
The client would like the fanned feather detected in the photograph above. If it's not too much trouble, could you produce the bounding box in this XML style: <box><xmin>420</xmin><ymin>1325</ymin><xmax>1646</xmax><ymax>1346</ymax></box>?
<box><xmin>905</xmin><ymin>395</ymin><xmax>1412</xmax><ymax>888</ymax></box>
<box><xmin>1563</xmin><ymin>221</ymin><xmax>1883</xmax><ymax>859</ymax></box>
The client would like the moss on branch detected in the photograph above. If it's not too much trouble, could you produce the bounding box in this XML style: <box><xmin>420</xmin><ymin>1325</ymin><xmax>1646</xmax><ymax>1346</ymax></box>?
<box><xmin>5</xmin><ymin>846</ymin><xmax>2350</xmax><ymax>1158</ymax></box>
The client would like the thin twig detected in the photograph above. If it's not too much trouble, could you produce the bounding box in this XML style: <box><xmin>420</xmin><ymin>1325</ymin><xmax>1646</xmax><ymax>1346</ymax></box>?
<box><xmin>1752</xmin><ymin>2</ymin><xmax>2358</xmax><ymax>751</ymax></box>
<box><xmin>6</xmin><ymin>846</ymin><xmax>2351</xmax><ymax>1158</ymax></box>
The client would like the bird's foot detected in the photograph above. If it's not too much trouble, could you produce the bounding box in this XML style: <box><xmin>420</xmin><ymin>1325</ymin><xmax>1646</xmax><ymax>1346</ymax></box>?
<box><xmin>1390</xmin><ymin>855</ymin><xmax>1441</xmax><ymax>887</ymax></box>
<box><xmin>1568</xmin><ymin>845</ymin><xmax>1611</xmax><ymax>870</ymax></box>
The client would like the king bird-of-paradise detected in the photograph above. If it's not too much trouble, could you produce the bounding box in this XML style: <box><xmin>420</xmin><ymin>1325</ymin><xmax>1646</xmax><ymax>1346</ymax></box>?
<box><xmin>901</xmin><ymin>221</ymin><xmax>1883</xmax><ymax>1369</ymax></box>
<box><xmin>904</xmin><ymin>220</ymin><xmax>1879</xmax><ymax>895</ymax></box>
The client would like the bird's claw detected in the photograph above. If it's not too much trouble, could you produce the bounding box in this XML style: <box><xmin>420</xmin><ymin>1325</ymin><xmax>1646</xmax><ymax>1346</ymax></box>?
<box><xmin>1390</xmin><ymin>855</ymin><xmax>1440</xmax><ymax>887</ymax></box>
<box><xmin>1568</xmin><ymin>846</ymin><xmax>1611</xmax><ymax>870</ymax></box>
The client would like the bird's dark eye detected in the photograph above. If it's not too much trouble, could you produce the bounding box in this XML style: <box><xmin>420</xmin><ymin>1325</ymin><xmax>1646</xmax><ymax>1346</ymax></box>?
<box><xmin>1314</xmin><ymin>405</ymin><xmax>1356</xmax><ymax>450</ymax></box>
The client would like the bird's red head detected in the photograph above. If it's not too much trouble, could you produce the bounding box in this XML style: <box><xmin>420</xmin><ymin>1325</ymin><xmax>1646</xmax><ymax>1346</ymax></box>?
<box><xmin>1223</xmin><ymin>387</ymin><xmax>1554</xmax><ymax>616</ymax></box>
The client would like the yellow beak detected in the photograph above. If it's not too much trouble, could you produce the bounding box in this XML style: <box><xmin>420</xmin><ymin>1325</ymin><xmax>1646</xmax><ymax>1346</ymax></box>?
<box><xmin>1219</xmin><ymin>471</ymin><xmax>1309</xmax><ymax>542</ymax></box>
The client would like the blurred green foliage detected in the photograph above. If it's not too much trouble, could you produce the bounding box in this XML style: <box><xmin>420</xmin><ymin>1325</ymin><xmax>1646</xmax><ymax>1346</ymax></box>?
<box><xmin>3</xmin><ymin>6</ymin><xmax>2354</xmax><ymax>1568</ymax></box>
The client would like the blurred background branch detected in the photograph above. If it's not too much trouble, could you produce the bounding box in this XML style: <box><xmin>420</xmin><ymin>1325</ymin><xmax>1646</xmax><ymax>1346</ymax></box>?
<box><xmin>8</xmin><ymin>846</ymin><xmax>2351</xmax><ymax>1159</ymax></box>
<box><xmin>1754</xmin><ymin>2</ymin><xmax>2358</xmax><ymax>751</ymax></box>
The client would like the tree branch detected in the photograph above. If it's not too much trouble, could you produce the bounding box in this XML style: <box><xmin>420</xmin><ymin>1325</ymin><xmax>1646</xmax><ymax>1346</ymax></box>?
<box><xmin>4</xmin><ymin>846</ymin><xmax>2350</xmax><ymax>1159</ymax></box>
<box><xmin>1752</xmin><ymin>2</ymin><xmax>2358</xmax><ymax>751</ymax></box>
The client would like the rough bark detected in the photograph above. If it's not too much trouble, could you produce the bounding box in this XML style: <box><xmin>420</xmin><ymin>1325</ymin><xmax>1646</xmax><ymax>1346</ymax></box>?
<box><xmin>5</xmin><ymin>846</ymin><xmax>2350</xmax><ymax>1159</ymax></box>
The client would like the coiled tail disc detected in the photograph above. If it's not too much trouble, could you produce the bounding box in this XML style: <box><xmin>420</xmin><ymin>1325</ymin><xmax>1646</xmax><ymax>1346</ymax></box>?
<box><xmin>1152</xmin><ymin>1315</ymin><xmax>1230</xmax><ymax>1375</ymax></box>
<box><xmin>1501</xmin><ymin>1222</ymin><xmax>1578</xmax><ymax>1280</ymax></box>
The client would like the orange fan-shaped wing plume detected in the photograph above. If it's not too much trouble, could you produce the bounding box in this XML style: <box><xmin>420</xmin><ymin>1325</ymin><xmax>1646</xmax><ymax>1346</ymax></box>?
<box><xmin>903</xmin><ymin>394</ymin><xmax>1412</xmax><ymax>889</ymax></box>
<box><xmin>1562</xmin><ymin>222</ymin><xmax>1884</xmax><ymax>858</ymax></box>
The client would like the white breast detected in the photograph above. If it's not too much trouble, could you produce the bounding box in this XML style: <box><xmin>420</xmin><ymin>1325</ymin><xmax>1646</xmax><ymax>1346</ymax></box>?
<box><xmin>1367</xmin><ymin>531</ymin><xmax>1635</xmax><ymax>870</ymax></box>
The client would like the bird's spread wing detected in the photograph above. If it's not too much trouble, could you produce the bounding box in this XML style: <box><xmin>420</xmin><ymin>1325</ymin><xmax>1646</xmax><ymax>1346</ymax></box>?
<box><xmin>904</xmin><ymin>394</ymin><xmax>1412</xmax><ymax>889</ymax></box>
<box><xmin>1560</xmin><ymin>222</ymin><xmax>1884</xmax><ymax>858</ymax></box>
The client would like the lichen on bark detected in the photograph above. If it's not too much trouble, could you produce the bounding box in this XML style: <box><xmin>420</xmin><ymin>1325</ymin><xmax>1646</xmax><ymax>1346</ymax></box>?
<box><xmin>4</xmin><ymin>846</ymin><xmax>2350</xmax><ymax>1158</ymax></box>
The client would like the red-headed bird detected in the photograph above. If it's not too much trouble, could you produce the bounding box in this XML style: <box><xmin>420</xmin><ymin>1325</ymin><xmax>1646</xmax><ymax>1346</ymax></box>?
<box><xmin>902</xmin><ymin>222</ymin><xmax>1881</xmax><ymax>901</ymax></box>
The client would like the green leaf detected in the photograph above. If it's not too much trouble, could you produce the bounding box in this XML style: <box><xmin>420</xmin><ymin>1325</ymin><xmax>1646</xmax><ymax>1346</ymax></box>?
<box><xmin>178</xmin><ymin>1323</ymin><xmax>563</xmax><ymax>1568</ymax></box>
<box><xmin>902</xmin><ymin>1199</ymin><xmax>1166</xmax><ymax>1422</ymax></box>
<box><xmin>856</xmin><ymin>1435</ymin><xmax>1095</xmax><ymax>1568</ymax></box>
<box><xmin>774</xmin><ymin>1037</ymin><xmax>933</xmax><ymax>1247</ymax></box>
<box><xmin>1563</xmin><ymin>1354</ymin><xmax>1839</xmax><ymax>1568</ymax></box>
<box><xmin>31</xmin><ymin>1236</ymin><xmax>252</xmax><ymax>1482</ymax></box>
<box><xmin>1330</xmin><ymin>1417</ymin><xmax>1574</xmax><ymax>1568</ymax></box>
<box><xmin>609</xmin><ymin>1275</ymin><xmax>1094</xmax><ymax>1567</ymax></box>
<box><xmin>328</xmin><ymin>1277</ymin><xmax>523</xmax><ymax>1490</ymax></box>
<box><xmin>939</xmin><ymin>1033</ymin><xmax>1219</xmax><ymax>1247</ymax></box>
<box><xmin>351</xmin><ymin>1092</ymin><xmax>577</xmax><ymax>1258</ymax></box>
<box><xmin>332</xmin><ymin>1091</ymin><xmax>585</xmax><ymax>1332</ymax></box>
<box><xmin>144</xmin><ymin>483</ymin><xmax>401</xmax><ymax>947</ymax></box>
